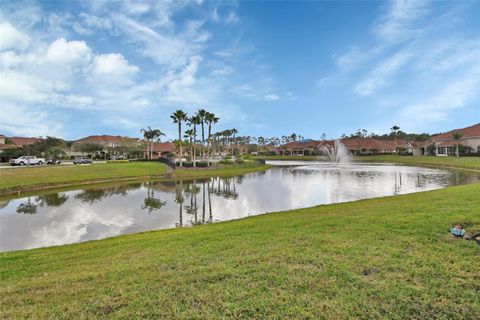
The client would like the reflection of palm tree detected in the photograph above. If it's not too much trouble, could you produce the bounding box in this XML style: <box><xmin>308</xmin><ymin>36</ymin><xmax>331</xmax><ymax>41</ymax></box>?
<box><xmin>175</xmin><ymin>181</ymin><xmax>185</xmax><ymax>227</ymax></box>
<box><xmin>142</xmin><ymin>182</ymin><xmax>166</xmax><ymax>213</ymax></box>
<box><xmin>16</xmin><ymin>197</ymin><xmax>38</xmax><ymax>214</ymax></box>
<box><xmin>75</xmin><ymin>189</ymin><xmax>107</xmax><ymax>203</ymax></box>
<box><xmin>202</xmin><ymin>181</ymin><xmax>206</xmax><ymax>223</ymax></box>
<box><xmin>208</xmin><ymin>179</ymin><xmax>213</xmax><ymax>222</ymax></box>
<box><xmin>36</xmin><ymin>193</ymin><xmax>69</xmax><ymax>207</ymax></box>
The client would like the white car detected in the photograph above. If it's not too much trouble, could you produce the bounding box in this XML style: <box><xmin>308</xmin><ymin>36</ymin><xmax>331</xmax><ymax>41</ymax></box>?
<box><xmin>10</xmin><ymin>156</ymin><xmax>45</xmax><ymax>166</ymax></box>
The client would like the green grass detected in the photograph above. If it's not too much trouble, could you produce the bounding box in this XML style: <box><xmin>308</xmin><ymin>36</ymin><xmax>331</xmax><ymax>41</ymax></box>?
<box><xmin>0</xmin><ymin>162</ymin><xmax>272</xmax><ymax>194</ymax></box>
<box><xmin>252</xmin><ymin>155</ymin><xmax>320</xmax><ymax>161</ymax></box>
<box><xmin>1</xmin><ymin>184</ymin><xmax>479</xmax><ymax>319</ymax></box>
<box><xmin>0</xmin><ymin>162</ymin><xmax>169</xmax><ymax>193</ymax></box>
<box><xmin>355</xmin><ymin>155</ymin><xmax>480</xmax><ymax>171</ymax></box>
<box><xmin>171</xmin><ymin>163</ymin><xmax>272</xmax><ymax>179</ymax></box>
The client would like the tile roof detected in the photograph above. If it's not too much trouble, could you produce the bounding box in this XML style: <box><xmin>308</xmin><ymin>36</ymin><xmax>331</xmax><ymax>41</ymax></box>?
<box><xmin>9</xmin><ymin>137</ymin><xmax>43</xmax><ymax>146</ymax></box>
<box><xmin>432</xmin><ymin>123</ymin><xmax>480</xmax><ymax>140</ymax></box>
<box><xmin>149</xmin><ymin>142</ymin><xmax>175</xmax><ymax>153</ymax></box>
<box><xmin>75</xmin><ymin>135</ymin><xmax>140</xmax><ymax>144</ymax></box>
<box><xmin>0</xmin><ymin>143</ymin><xmax>18</xmax><ymax>150</ymax></box>
<box><xmin>340</xmin><ymin>138</ymin><xmax>397</xmax><ymax>150</ymax></box>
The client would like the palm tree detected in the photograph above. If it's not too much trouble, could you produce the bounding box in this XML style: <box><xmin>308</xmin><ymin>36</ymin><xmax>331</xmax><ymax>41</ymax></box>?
<box><xmin>452</xmin><ymin>132</ymin><xmax>464</xmax><ymax>157</ymax></box>
<box><xmin>184</xmin><ymin>129</ymin><xmax>194</xmax><ymax>162</ymax></box>
<box><xmin>231</xmin><ymin>128</ymin><xmax>238</xmax><ymax>156</ymax></box>
<box><xmin>141</xmin><ymin>127</ymin><xmax>151</xmax><ymax>159</ymax></box>
<box><xmin>171</xmin><ymin>110</ymin><xmax>187</xmax><ymax>167</ymax></box>
<box><xmin>197</xmin><ymin>109</ymin><xmax>207</xmax><ymax>158</ymax></box>
<box><xmin>150</xmin><ymin>129</ymin><xmax>165</xmax><ymax>159</ymax></box>
<box><xmin>205</xmin><ymin>112</ymin><xmax>219</xmax><ymax>164</ymax></box>
<box><xmin>187</xmin><ymin>115</ymin><xmax>201</xmax><ymax>167</ymax></box>
<box><xmin>391</xmin><ymin>125</ymin><xmax>400</xmax><ymax>154</ymax></box>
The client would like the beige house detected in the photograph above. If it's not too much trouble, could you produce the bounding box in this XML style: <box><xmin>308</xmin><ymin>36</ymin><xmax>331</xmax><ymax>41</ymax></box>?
<box><xmin>412</xmin><ymin>123</ymin><xmax>480</xmax><ymax>156</ymax></box>
<box><xmin>431</xmin><ymin>123</ymin><xmax>480</xmax><ymax>156</ymax></box>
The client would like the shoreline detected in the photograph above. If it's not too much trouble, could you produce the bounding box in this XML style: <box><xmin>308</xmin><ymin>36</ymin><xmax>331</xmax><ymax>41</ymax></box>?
<box><xmin>0</xmin><ymin>163</ymin><xmax>272</xmax><ymax>197</ymax></box>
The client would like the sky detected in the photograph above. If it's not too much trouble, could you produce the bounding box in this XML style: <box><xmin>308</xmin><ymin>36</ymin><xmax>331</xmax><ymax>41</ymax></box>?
<box><xmin>0</xmin><ymin>0</ymin><xmax>479</xmax><ymax>141</ymax></box>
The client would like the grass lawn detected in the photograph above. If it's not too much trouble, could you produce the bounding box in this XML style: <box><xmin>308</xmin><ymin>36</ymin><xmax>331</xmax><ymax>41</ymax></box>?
<box><xmin>355</xmin><ymin>155</ymin><xmax>480</xmax><ymax>172</ymax></box>
<box><xmin>0</xmin><ymin>161</ymin><xmax>272</xmax><ymax>194</ymax></box>
<box><xmin>252</xmin><ymin>155</ymin><xmax>320</xmax><ymax>161</ymax></box>
<box><xmin>1</xmin><ymin>184</ymin><xmax>479</xmax><ymax>319</ymax></box>
<box><xmin>171</xmin><ymin>163</ymin><xmax>272</xmax><ymax>179</ymax></box>
<box><xmin>0</xmin><ymin>162</ymin><xmax>169</xmax><ymax>193</ymax></box>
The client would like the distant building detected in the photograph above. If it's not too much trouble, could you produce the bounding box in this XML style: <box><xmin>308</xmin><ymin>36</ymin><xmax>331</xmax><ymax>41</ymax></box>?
<box><xmin>145</xmin><ymin>142</ymin><xmax>176</xmax><ymax>159</ymax></box>
<box><xmin>432</xmin><ymin>123</ymin><xmax>480</xmax><ymax>156</ymax></box>
<box><xmin>279</xmin><ymin>138</ymin><xmax>404</xmax><ymax>156</ymax></box>
<box><xmin>71</xmin><ymin>135</ymin><xmax>142</xmax><ymax>158</ymax></box>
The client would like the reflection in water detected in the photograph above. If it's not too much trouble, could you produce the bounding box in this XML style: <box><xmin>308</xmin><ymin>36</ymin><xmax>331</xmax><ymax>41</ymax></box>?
<box><xmin>2</xmin><ymin>163</ymin><xmax>479</xmax><ymax>252</ymax></box>
<box><xmin>142</xmin><ymin>182</ymin><xmax>167</xmax><ymax>213</ymax></box>
<box><xmin>16</xmin><ymin>197</ymin><xmax>38</xmax><ymax>214</ymax></box>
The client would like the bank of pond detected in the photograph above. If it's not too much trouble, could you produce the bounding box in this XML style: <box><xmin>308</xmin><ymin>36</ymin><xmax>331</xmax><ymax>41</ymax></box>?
<box><xmin>1</xmin><ymin>161</ymin><xmax>479</xmax><ymax>252</ymax></box>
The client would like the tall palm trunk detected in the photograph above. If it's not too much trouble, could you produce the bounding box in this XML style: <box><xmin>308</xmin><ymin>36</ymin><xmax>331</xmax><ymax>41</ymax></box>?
<box><xmin>178</xmin><ymin>122</ymin><xmax>183</xmax><ymax>167</ymax></box>
<box><xmin>207</xmin><ymin>123</ymin><xmax>212</xmax><ymax>165</ymax></box>
<box><xmin>193</xmin><ymin>124</ymin><xmax>197</xmax><ymax>167</ymax></box>
<box><xmin>146</xmin><ymin>139</ymin><xmax>150</xmax><ymax>159</ymax></box>
<box><xmin>201</xmin><ymin>121</ymin><xmax>205</xmax><ymax>158</ymax></box>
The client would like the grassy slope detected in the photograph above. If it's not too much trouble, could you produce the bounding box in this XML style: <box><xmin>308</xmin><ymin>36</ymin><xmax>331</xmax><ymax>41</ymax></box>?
<box><xmin>171</xmin><ymin>164</ymin><xmax>272</xmax><ymax>179</ymax></box>
<box><xmin>355</xmin><ymin>155</ymin><xmax>480</xmax><ymax>171</ymax></box>
<box><xmin>0</xmin><ymin>163</ymin><xmax>169</xmax><ymax>192</ymax></box>
<box><xmin>1</xmin><ymin>184</ymin><xmax>479</xmax><ymax>319</ymax></box>
<box><xmin>254</xmin><ymin>154</ymin><xmax>480</xmax><ymax>171</ymax></box>
<box><xmin>0</xmin><ymin>162</ymin><xmax>271</xmax><ymax>194</ymax></box>
<box><xmin>252</xmin><ymin>155</ymin><xmax>320</xmax><ymax>161</ymax></box>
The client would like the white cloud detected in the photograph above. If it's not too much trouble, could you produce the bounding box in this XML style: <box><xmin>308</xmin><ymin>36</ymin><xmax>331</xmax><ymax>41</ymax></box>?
<box><xmin>46</xmin><ymin>38</ymin><xmax>92</xmax><ymax>65</ymax></box>
<box><xmin>93</xmin><ymin>53</ymin><xmax>139</xmax><ymax>75</ymax></box>
<box><xmin>0</xmin><ymin>103</ymin><xmax>64</xmax><ymax>137</ymax></box>
<box><xmin>354</xmin><ymin>51</ymin><xmax>411</xmax><ymax>96</ymax></box>
<box><xmin>264</xmin><ymin>94</ymin><xmax>280</xmax><ymax>101</ymax></box>
<box><xmin>0</xmin><ymin>21</ymin><xmax>29</xmax><ymax>51</ymax></box>
<box><xmin>373</xmin><ymin>0</ymin><xmax>429</xmax><ymax>42</ymax></box>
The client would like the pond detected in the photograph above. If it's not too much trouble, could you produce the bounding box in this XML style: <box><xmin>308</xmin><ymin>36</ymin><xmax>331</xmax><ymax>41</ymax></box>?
<box><xmin>1</xmin><ymin>161</ymin><xmax>479</xmax><ymax>252</ymax></box>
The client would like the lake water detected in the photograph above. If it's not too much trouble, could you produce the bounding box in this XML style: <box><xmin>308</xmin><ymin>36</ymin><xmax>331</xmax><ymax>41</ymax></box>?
<box><xmin>1</xmin><ymin>161</ymin><xmax>479</xmax><ymax>252</ymax></box>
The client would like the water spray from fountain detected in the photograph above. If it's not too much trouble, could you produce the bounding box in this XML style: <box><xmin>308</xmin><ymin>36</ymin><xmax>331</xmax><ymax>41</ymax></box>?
<box><xmin>323</xmin><ymin>139</ymin><xmax>350</xmax><ymax>163</ymax></box>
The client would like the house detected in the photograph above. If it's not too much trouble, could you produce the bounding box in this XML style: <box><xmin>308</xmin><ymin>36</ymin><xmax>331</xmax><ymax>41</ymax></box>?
<box><xmin>430</xmin><ymin>123</ymin><xmax>480</xmax><ymax>156</ymax></box>
<box><xmin>279</xmin><ymin>139</ymin><xmax>323</xmax><ymax>156</ymax></box>
<box><xmin>0</xmin><ymin>134</ymin><xmax>17</xmax><ymax>155</ymax></box>
<box><xmin>145</xmin><ymin>142</ymin><xmax>176</xmax><ymax>159</ymax></box>
<box><xmin>72</xmin><ymin>135</ymin><xmax>142</xmax><ymax>158</ymax></box>
<box><xmin>0</xmin><ymin>135</ymin><xmax>41</xmax><ymax>158</ymax></box>
<box><xmin>340</xmin><ymin>138</ymin><xmax>398</xmax><ymax>155</ymax></box>
<box><xmin>8</xmin><ymin>137</ymin><xmax>43</xmax><ymax>147</ymax></box>
<box><xmin>411</xmin><ymin>140</ymin><xmax>433</xmax><ymax>156</ymax></box>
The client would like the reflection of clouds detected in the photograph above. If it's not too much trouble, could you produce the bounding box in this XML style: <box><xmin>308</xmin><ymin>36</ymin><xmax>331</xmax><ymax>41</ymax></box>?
<box><xmin>1</xmin><ymin>164</ymin><xmax>479</xmax><ymax>252</ymax></box>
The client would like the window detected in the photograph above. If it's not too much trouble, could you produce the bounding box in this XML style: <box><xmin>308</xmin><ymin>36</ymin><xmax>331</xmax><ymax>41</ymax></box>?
<box><xmin>437</xmin><ymin>147</ymin><xmax>446</xmax><ymax>155</ymax></box>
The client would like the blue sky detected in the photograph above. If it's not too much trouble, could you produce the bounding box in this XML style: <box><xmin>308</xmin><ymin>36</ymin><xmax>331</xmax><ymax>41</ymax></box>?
<box><xmin>1</xmin><ymin>0</ymin><xmax>479</xmax><ymax>140</ymax></box>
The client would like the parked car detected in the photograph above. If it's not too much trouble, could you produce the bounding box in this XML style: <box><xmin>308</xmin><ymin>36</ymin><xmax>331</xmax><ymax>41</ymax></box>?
<box><xmin>73</xmin><ymin>157</ymin><xmax>92</xmax><ymax>164</ymax></box>
<box><xmin>47</xmin><ymin>159</ymin><xmax>62</xmax><ymax>165</ymax></box>
<box><xmin>10</xmin><ymin>156</ymin><xmax>45</xmax><ymax>166</ymax></box>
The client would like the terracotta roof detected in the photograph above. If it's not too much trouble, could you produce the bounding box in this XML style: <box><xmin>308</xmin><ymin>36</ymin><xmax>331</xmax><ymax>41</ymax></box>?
<box><xmin>411</xmin><ymin>140</ymin><xmax>432</xmax><ymax>148</ymax></box>
<box><xmin>149</xmin><ymin>142</ymin><xmax>175</xmax><ymax>153</ymax></box>
<box><xmin>0</xmin><ymin>143</ymin><xmax>17</xmax><ymax>150</ymax></box>
<box><xmin>75</xmin><ymin>135</ymin><xmax>139</xmax><ymax>144</ymax></box>
<box><xmin>432</xmin><ymin>123</ymin><xmax>480</xmax><ymax>140</ymax></box>
<box><xmin>281</xmin><ymin>140</ymin><xmax>322</xmax><ymax>149</ymax></box>
<box><xmin>340</xmin><ymin>138</ymin><xmax>397</xmax><ymax>150</ymax></box>
<box><xmin>436</xmin><ymin>141</ymin><xmax>456</xmax><ymax>147</ymax></box>
<box><xmin>9</xmin><ymin>137</ymin><xmax>42</xmax><ymax>146</ymax></box>
<box><xmin>0</xmin><ymin>134</ymin><xmax>5</xmax><ymax>138</ymax></box>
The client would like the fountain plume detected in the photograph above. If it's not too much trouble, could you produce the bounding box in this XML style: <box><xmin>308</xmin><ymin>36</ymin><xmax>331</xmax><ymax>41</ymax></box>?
<box><xmin>323</xmin><ymin>139</ymin><xmax>350</xmax><ymax>163</ymax></box>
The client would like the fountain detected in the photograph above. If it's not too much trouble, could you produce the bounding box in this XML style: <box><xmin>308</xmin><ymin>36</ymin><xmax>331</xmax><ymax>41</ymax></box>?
<box><xmin>323</xmin><ymin>139</ymin><xmax>350</xmax><ymax>163</ymax></box>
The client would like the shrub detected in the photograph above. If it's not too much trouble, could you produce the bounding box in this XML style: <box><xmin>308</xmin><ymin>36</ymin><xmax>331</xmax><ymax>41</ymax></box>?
<box><xmin>107</xmin><ymin>160</ymin><xmax>130</xmax><ymax>163</ymax></box>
